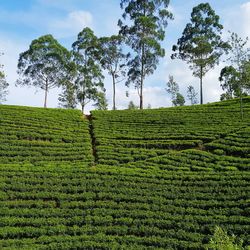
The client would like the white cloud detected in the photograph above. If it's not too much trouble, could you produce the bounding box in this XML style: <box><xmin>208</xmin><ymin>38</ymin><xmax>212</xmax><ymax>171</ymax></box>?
<box><xmin>240</xmin><ymin>2</ymin><xmax>250</xmax><ymax>39</ymax></box>
<box><xmin>50</xmin><ymin>11</ymin><xmax>93</xmax><ymax>38</ymax></box>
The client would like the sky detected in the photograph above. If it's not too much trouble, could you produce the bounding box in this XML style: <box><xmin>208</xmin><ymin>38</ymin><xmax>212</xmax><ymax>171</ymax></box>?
<box><xmin>0</xmin><ymin>0</ymin><xmax>250</xmax><ymax>112</ymax></box>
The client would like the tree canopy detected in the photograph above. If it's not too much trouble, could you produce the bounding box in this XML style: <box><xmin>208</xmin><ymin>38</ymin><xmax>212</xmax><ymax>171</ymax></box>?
<box><xmin>119</xmin><ymin>0</ymin><xmax>173</xmax><ymax>109</ymax></box>
<box><xmin>17</xmin><ymin>34</ymin><xmax>70</xmax><ymax>108</ymax></box>
<box><xmin>99</xmin><ymin>35</ymin><xmax>128</xmax><ymax>110</ymax></box>
<box><xmin>72</xmin><ymin>28</ymin><xmax>105</xmax><ymax>113</ymax></box>
<box><xmin>172</xmin><ymin>3</ymin><xmax>229</xmax><ymax>104</ymax></box>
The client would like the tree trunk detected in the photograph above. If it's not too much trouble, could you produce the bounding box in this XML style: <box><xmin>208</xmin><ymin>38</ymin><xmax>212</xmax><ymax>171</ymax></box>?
<box><xmin>240</xmin><ymin>86</ymin><xmax>243</xmax><ymax>120</ymax></box>
<box><xmin>81</xmin><ymin>104</ymin><xmax>85</xmax><ymax>114</ymax></box>
<box><xmin>112</xmin><ymin>73</ymin><xmax>116</xmax><ymax>110</ymax></box>
<box><xmin>44</xmin><ymin>80</ymin><xmax>48</xmax><ymax>108</ymax></box>
<box><xmin>200</xmin><ymin>66</ymin><xmax>203</xmax><ymax>105</ymax></box>
<box><xmin>140</xmin><ymin>45</ymin><xmax>145</xmax><ymax>110</ymax></box>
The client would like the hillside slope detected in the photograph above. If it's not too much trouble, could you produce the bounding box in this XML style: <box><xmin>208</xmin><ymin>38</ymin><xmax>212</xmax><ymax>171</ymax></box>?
<box><xmin>92</xmin><ymin>97</ymin><xmax>250</xmax><ymax>170</ymax></box>
<box><xmin>0</xmin><ymin>98</ymin><xmax>249</xmax><ymax>249</ymax></box>
<box><xmin>0</xmin><ymin>105</ymin><xmax>93</xmax><ymax>164</ymax></box>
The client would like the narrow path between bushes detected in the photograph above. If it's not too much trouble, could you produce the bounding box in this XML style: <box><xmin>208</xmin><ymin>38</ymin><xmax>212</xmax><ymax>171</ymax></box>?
<box><xmin>85</xmin><ymin>114</ymin><xmax>97</xmax><ymax>164</ymax></box>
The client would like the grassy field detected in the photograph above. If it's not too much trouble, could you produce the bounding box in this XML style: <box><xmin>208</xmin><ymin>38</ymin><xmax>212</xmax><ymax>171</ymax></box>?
<box><xmin>0</xmin><ymin>98</ymin><xmax>249</xmax><ymax>249</ymax></box>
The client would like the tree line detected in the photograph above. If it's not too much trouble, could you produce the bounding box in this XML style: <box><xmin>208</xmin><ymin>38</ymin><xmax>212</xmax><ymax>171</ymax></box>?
<box><xmin>0</xmin><ymin>1</ymin><xmax>249</xmax><ymax>112</ymax></box>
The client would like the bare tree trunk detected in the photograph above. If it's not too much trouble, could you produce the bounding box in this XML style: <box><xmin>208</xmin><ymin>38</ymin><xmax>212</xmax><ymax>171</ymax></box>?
<box><xmin>140</xmin><ymin>44</ymin><xmax>145</xmax><ymax>110</ymax></box>
<box><xmin>44</xmin><ymin>80</ymin><xmax>48</xmax><ymax>108</ymax></box>
<box><xmin>112</xmin><ymin>73</ymin><xmax>116</xmax><ymax>110</ymax></box>
<box><xmin>81</xmin><ymin>104</ymin><xmax>85</xmax><ymax>114</ymax></box>
<box><xmin>200</xmin><ymin>66</ymin><xmax>203</xmax><ymax>105</ymax></box>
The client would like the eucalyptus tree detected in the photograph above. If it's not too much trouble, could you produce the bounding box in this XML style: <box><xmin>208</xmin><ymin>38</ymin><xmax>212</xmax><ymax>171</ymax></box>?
<box><xmin>119</xmin><ymin>0</ymin><xmax>173</xmax><ymax>109</ymax></box>
<box><xmin>17</xmin><ymin>35</ymin><xmax>70</xmax><ymax>108</ymax></box>
<box><xmin>99</xmin><ymin>35</ymin><xmax>128</xmax><ymax>110</ymax></box>
<box><xmin>72</xmin><ymin>27</ymin><xmax>105</xmax><ymax>113</ymax></box>
<box><xmin>172</xmin><ymin>3</ymin><xmax>229</xmax><ymax>104</ymax></box>
<box><xmin>0</xmin><ymin>52</ymin><xmax>8</xmax><ymax>104</ymax></box>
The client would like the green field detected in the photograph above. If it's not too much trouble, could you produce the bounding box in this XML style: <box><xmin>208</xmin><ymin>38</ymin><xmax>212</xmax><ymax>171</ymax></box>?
<box><xmin>0</xmin><ymin>98</ymin><xmax>249</xmax><ymax>249</ymax></box>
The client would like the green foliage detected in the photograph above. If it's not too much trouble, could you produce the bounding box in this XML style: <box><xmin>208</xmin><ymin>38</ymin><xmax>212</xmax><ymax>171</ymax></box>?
<box><xmin>58</xmin><ymin>80</ymin><xmax>77</xmax><ymax>109</ymax></box>
<box><xmin>172</xmin><ymin>3</ymin><xmax>229</xmax><ymax>104</ymax></box>
<box><xmin>0</xmin><ymin>53</ymin><xmax>8</xmax><ymax>104</ymax></box>
<box><xmin>173</xmin><ymin>93</ymin><xmax>185</xmax><ymax>106</ymax></box>
<box><xmin>207</xmin><ymin>226</ymin><xmax>244</xmax><ymax>250</ymax></box>
<box><xmin>0</xmin><ymin>98</ymin><xmax>250</xmax><ymax>249</ymax></box>
<box><xmin>119</xmin><ymin>0</ymin><xmax>173</xmax><ymax>109</ymax></box>
<box><xmin>99</xmin><ymin>35</ymin><xmax>128</xmax><ymax>110</ymax></box>
<box><xmin>0</xmin><ymin>105</ymin><xmax>93</xmax><ymax>164</ymax></box>
<box><xmin>16</xmin><ymin>35</ymin><xmax>71</xmax><ymax>108</ymax></box>
<box><xmin>219</xmin><ymin>66</ymin><xmax>241</xmax><ymax>99</ymax></box>
<box><xmin>224</xmin><ymin>32</ymin><xmax>250</xmax><ymax>118</ymax></box>
<box><xmin>72</xmin><ymin>28</ymin><xmax>105</xmax><ymax>113</ymax></box>
<box><xmin>93</xmin><ymin>91</ymin><xmax>108</xmax><ymax>110</ymax></box>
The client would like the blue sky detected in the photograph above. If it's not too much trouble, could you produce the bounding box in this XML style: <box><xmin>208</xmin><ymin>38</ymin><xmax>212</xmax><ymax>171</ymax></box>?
<box><xmin>0</xmin><ymin>0</ymin><xmax>250</xmax><ymax>111</ymax></box>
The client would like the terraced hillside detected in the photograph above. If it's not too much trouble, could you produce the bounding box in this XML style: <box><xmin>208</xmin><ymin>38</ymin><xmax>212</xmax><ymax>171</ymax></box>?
<box><xmin>0</xmin><ymin>105</ymin><xmax>93</xmax><ymax>164</ymax></box>
<box><xmin>92</xmin><ymin>97</ymin><xmax>250</xmax><ymax>169</ymax></box>
<box><xmin>0</xmin><ymin>98</ymin><xmax>249</xmax><ymax>249</ymax></box>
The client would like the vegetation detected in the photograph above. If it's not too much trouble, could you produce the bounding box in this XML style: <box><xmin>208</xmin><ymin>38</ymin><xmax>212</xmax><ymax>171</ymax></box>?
<box><xmin>0</xmin><ymin>105</ymin><xmax>93</xmax><ymax>164</ymax></box>
<box><xmin>119</xmin><ymin>0</ymin><xmax>173</xmax><ymax>109</ymax></box>
<box><xmin>72</xmin><ymin>28</ymin><xmax>105</xmax><ymax>113</ymax></box>
<box><xmin>99</xmin><ymin>35</ymin><xmax>128</xmax><ymax>110</ymax></box>
<box><xmin>16</xmin><ymin>35</ymin><xmax>71</xmax><ymax>108</ymax></box>
<box><xmin>172</xmin><ymin>3</ymin><xmax>229</xmax><ymax>104</ymax></box>
<box><xmin>0</xmin><ymin>98</ymin><xmax>249</xmax><ymax>249</ymax></box>
<box><xmin>0</xmin><ymin>53</ymin><xmax>8</xmax><ymax>104</ymax></box>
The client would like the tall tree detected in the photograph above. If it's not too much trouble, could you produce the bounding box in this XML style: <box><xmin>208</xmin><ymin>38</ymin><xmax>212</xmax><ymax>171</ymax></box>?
<box><xmin>72</xmin><ymin>28</ymin><xmax>105</xmax><ymax>113</ymax></box>
<box><xmin>166</xmin><ymin>75</ymin><xmax>179</xmax><ymax>106</ymax></box>
<box><xmin>172</xmin><ymin>3</ymin><xmax>229</xmax><ymax>104</ymax></box>
<box><xmin>17</xmin><ymin>35</ymin><xmax>70</xmax><ymax>108</ymax></box>
<box><xmin>187</xmin><ymin>85</ymin><xmax>198</xmax><ymax>105</ymax></box>
<box><xmin>0</xmin><ymin>52</ymin><xmax>8</xmax><ymax>104</ymax></box>
<box><xmin>99</xmin><ymin>35</ymin><xmax>128</xmax><ymax>110</ymax></box>
<box><xmin>119</xmin><ymin>0</ymin><xmax>173</xmax><ymax>109</ymax></box>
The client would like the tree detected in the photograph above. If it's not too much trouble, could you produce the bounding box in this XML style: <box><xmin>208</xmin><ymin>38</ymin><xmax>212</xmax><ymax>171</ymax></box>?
<box><xmin>187</xmin><ymin>85</ymin><xmax>198</xmax><ymax>105</ymax></box>
<box><xmin>128</xmin><ymin>101</ymin><xmax>139</xmax><ymax>110</ymax></box>
<box><xmin>58</xmin><ymin>80</ymin><xmax>77</xmax><ymax>109</ymax></box>
<box><xmin>224</xmin><ymin>32</ymin><xmax>250</xmax><ymax>118</ymax></box>
<box><xmin>17</xmin><ymin>35</ymin><xmax>70</xmax><ymax>108</ymax></box>
<box><xmin>172</xmin><ymin>3</ymin><xmax>229</xmax><ymax>104</ymax></box>
<box><xmin>173</xmin><ymin>93</ymin><xmax>185</xmax><ymax>106</ymax></box>
<box><xmin>166</xmin><ymin>75</ymin><xmax>179</xmax><ymax>106</ymax></box>
<box><xmin>93</xmin><ymin>91</ymin><xmax>108</xmax><ymax>110</ymax></box>
<box><xmin>119</xmin><ymin>0</ymin><xmax>173</xmax><ymax>109</ymax></box>
<box><xmin>0</xmin><ymin>53</ymin><xmax>8</xmax><ymax>104</ymax></box>
<box><xmin>219</xmin><ymin>66</ymin><xmax>240</xmax><ymax>100</ymax></box>
<box><xmin>72</xmin><ymin>28</ymin><xmax>105</xmax><ymax>113</ymax></box>
<box><xmin>99</xmin><ymin>35</ymin><xmax>128</xmax><ymax>110</ymax></box>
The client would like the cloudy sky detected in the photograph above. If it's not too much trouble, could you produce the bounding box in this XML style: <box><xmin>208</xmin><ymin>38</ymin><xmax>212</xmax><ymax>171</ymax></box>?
<box><xmin>0</xmin><ymin>0</ymin><xmax>250</xmax><ymax>111</ymax></box>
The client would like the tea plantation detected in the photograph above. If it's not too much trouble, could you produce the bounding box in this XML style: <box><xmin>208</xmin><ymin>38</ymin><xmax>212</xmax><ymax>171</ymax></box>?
<box><xmin>0</xmin><ymin>98</ymin><xmax>249</xmax><ymax>249</ymax></box>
